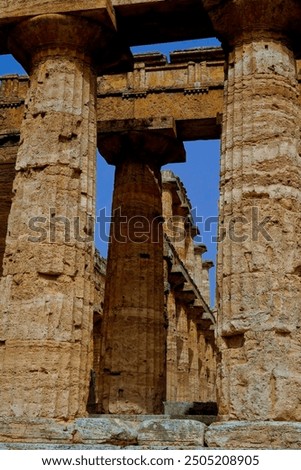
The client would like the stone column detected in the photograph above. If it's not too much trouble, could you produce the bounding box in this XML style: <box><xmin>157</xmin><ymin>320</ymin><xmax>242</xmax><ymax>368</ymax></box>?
<box><xmin>0</xmin><ymin>13</ymin><xmax>130</xmax><ymax>419</ymax></box>
<box><xmin>202</xmin><ymin>260</ymin><xmax>213</xmax><ymax>307</ymax></box>
<box><xmin>187</xmin><ymin>313</ymin><xmax>199</xmax><ymax>401</ymax></box>
<box><xmin>0</xmin><ymin>76</ymin><xmax>27</xmax><ymax>277</ymax></box>
<box><xmin>193</xmin><ymin>244</ymin><xmax>207</xmax><ymax>294</ymax></box>
<box><xmin>204</xmin><ymin>0</ymin><xmax>301</xmax><ymax>422</ymax></box>
<box><xmin>98</xmin><ymin>118</ymin><xmax>185</xmax><ymax>414</ymax></box>
<box><xmin>176</xmin><ymin>304</ymin><xmax>189</xmax><ymax>402</ymax></box>
<box><xmin>0</xmin><ymin>137</ymin><xmax>18</xmax><ymax>278</ymax></box>
<box><xmin>166</xmin><ymin>291</ymin><xmax>177</xmax><ymax>403</ymax></box>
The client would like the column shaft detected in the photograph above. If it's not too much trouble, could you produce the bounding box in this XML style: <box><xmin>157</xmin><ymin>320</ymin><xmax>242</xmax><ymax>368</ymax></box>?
<box><xmin>217</xmin><ymin>38</ymin><xmax>301</xmax><ymax>420</ymax></box>
<box><xmin>0</xmin><ymin>142</ymin><xmax>17</xmax><ymax>277</ymax></box>
<box><xmin>0</xmin><ymin>15</ymin><xmax>98</xmax><ymax>419</ymax></box>
<box><xmin>166</xmin><ymin>292</ymin><xmax>177</xmax><ymax>402</ymax></box>
<box><xmin>101</xmin><ymin>157</ymin><xmax>166</xmax><ymax>414</ymax></box>
<box><xmin>176</xmin><ymin>304</ymin><xmax>189</xmax><ymax>402</ymax></box>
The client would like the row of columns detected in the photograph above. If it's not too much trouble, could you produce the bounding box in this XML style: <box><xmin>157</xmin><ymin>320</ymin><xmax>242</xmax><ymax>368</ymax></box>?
<box><xmin>0</xmin><ymin>0</ymin><xmax>301</xmax><ymax>422</ymax></box>
<box><xmin>0</xmin><ymin>10</ymin><xmax>186</xmax><ymax>417</ymax></box>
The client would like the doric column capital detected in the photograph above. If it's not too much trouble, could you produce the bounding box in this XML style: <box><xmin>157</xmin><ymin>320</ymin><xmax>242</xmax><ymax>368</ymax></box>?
<box><xmin>8</xmin><ymin>13</ymin><xmax>132</xmax><ymax>74</ymax></box>
<box><xmin>194</xmin><ymin>243</ymin><xmax>207</xmax><ymax>256</ymax></box>
<box><xmin>202</xmin><ymin>260</ymin><xmax>214</xmax><ymax>271</ymax></box>
<box><xmin>203</xmin><ymin>0</ymin><xmax>301</xmax><ymax>52</ymax></box>
<box><xmin>98</xmin><ymin>117</ymin><xmax>186</xmax><ymax>167</ymax></box>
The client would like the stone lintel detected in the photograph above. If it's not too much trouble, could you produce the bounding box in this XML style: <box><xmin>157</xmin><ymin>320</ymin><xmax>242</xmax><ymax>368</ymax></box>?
<box><xmin>205</xmin><ymin>421</ymin><xmax>301</xmax><ymax>449</ymax></box>
<box><xmin>98</xmin><ymin>117</ymin><xmax>186</xmax><ymax>166</ymax></box>
<box><xmin>112</xmin><ymin>0</ymin><xmax>213</xmax><ymax>47</ymax></box>
<box><xmin>0</xmin><ymin>1</ymin><xmax>214</xmax><ymax>55</ymax></box>
<box><xmin>0</xmin><ymin>0</ymin><xmax>116</xmax><ymax>27</ymax></box>
<box><xmin>133</xmin><ymin>52</ymin><xmax>167</xmax><ymax>67</ymax></box>
<box><xmin>97</xmin><ymin>47</ymin><xmax>224</xmax><ymax>140</ymax></box>
<box><xmin>170</xmin><ymin>47</ymin><xmax>225</xmax><ymax>64</ymax></box>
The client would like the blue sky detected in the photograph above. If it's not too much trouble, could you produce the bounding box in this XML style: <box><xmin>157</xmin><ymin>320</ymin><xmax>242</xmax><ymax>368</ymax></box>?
<box><xmin>0</xmin><ymin>38</ymin><xmax>221</xmax><ymax>307</ymax></box>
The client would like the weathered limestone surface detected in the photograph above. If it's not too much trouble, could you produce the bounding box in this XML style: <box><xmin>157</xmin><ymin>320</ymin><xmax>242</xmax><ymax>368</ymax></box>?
<box><xmin>0</xmin><ymin>415</ymin><xmax>206</xmax><ymax>449</ymax></box>
<box><xmin>205</xmin><ymin>422</ymin><xmax>301</xmax><ymax>449</ymax></box>
<box><xmin>86</xmin><ymin>169</ymin><xmax>216</xmax><ymax>414</ymax></box>
<box><xmin>137</xmin><ymin>419</ymin><xmax>205</xmax><ymax>447</ymax></box>
<box><xmin>0</xmin><ymin>12</ymin><xmax>118</xmax><ymax>420</ymax></box>
<box><xmin>201</xmin><ymin>260</ymin><xmax>214</xmax><ymax>306</ymax></box>
<box><xmin>98</xmin><ymin>119</ymin><xmax>185</xmax><ymax>415</ymax></box>
<box><xmin>2</xmin><ymin>0</ymin><xmax>301</xmax><ymax>449</ymax></box>
<box><xmin>98</xmin><ymin>48</ymin><xmax>224</xmax><ymax>141</ymax></box>
<box><xmin>0</xmin><ymin>0</ymin><xmax>117</xmax><ymax>24</ymax></box>
<box><xmin>162</xmin><ymin>171</ymin><xmax>216</xmax><ymax>406</ymax></box>
<box><xmin>0</xmin><ymin>0</ymin><xmax>214</xmax><ymax>52</ymax></box>
<box><xmin>203</xmin><ymin>0</ymin><xmax>301</xmax><ymax>421</ymax></box>
<box><xmin>0</xmin><ymin>77</ymin><xmax>28</xmax><ymax>276</ymax></box>
<box><xmin>87</xmin><ymin>251</ymin><xmax>107</xmax><ymax>414</ymax></box>
<box><xmin>4</xmin><ymin>51</ymin><xmax>301</xmax><ymax>142</ymax></box>
<box><xmin>0</xmin><ymin>148</ymin><xmax>15</xmax><ymax>277</ymax></box>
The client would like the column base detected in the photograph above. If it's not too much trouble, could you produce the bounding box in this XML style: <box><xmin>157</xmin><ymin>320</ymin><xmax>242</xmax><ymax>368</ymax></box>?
<box><xmin>205</xmin><ymin>421</ymin><xmax>301</xmax><ymax>449</ymax></box>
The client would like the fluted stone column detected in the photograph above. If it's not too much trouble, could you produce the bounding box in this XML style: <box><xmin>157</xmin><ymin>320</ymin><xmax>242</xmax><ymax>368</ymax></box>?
<box><xmin>0</xmin><ymin>139</ymin><xmax>17</xmax><ymax>278</ymax></box>
<box><xmin>98</xmin><ymin>119</ymin><xmax>185</xmax><ymax>414</ymax></box>
<box><xmin>204</xmin><ymin>0</ymin><xmax>301</xmax><ymax>422</ymax></box>
<box><xmin>166</xmin><ymin>292</ymin><xmax>177</xmax><ymax>402</ymax></box>
<box><xmin>176</xmin><ymin>304</ymin><xmax>190</xmax><ymax>402</ymax></box>
<box><xmin>0</xmin><ymin>77</ymin><xmax>27</xmax><ymax>277</ymax></box>
<box><xmin>187</xmin><ymin>314</ymin><xmax>199</xmax><ymax>401</ymax></box>
<box><xmin>193</xmin><ymin>244</ymin><xmax>207</xmax><ymax>294</ymax></box>
<box><xmin>0</xmin><ymin>13</ymin><xmax>130</xmax><ymax>419</ymax></box>
<box><xmin>202</xmin><ymin>260</ymin><xmax>213</xmax><ymax>307</ymax></box>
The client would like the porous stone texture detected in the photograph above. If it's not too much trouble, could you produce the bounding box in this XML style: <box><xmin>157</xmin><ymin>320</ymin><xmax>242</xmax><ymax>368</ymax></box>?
<box><xmin>98</xmin><ymin>124</ymin><xmax>185</xmax><ymax>414</ymax></box>
<box><xmin>0</xmin><ymin>145</ymin><xmax>16</xmax><ymax>277</ymax></box>
<box><xmin>100</xmin><ymin>157</ymin><xmax>166</xmax><ymax>415</ymax></box>
<box><xmin>0</xmin><ymin>76</ymin><xmax>28</xmax><ymax>276</ymax></box>
<box><xmin>203</xmin><ymin>0</ymin><xmax>301</xmax><ymax>422</ymax></box>
<box><xmin>0</xmin><ymin>0</ymin><xmax>216</xmax><ymax>56</ymax></box>
<box><xmin>0</xmin><ymin>14</ymin><xmax>101</xmax><ymax>419</ymax></box>
<box><xmin>97</xmin><ymin>48</ymin><xmax>224</xmax><ymax>141</ymax></box>
<box><xmin>205</xmin><ymin>422</ymin><xmax>301</xmax><ymax>449</ymax></box>
<box><xmin>0</xmin><ymin>416</ymin><xmax>206</xmax><ymax>449</ymax></box>
<box><xmin>2</xmin><ymin>0</ymin><xmax>301</xmax><ymax>449</ymax></box>
<box><xmin>162</xmin><ymin>171</ymin><xmax>216</xmax><ymax>405</ymax></box>
<box><xmin>87</xmin><ymin>252</ymin><xmax>107</xmax><ymax>414</ymax></box>
<box><xmin>137</xmin><ymin>418</ymin><xmax>205</xmax><ymax>447</ymax></box>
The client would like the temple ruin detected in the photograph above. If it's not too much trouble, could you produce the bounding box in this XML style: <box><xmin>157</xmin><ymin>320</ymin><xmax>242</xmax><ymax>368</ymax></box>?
<box><xmin>1</xmin><ymin>0</ymin><xmax>301</xmax><ymax>449</ymax></box>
